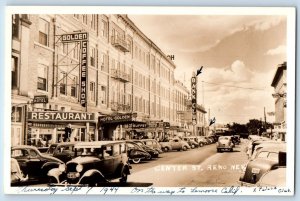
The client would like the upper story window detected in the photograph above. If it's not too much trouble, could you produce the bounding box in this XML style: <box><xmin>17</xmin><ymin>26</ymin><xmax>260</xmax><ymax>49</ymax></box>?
<box><xmin>12</xmin><ymin>14</ymin><xmax>20</xmax><ymax>39</ymax></box>
<box><xmin>90</xmin><ymin>47</ymin><xmax>96</xmax><ymax>67</ymax></box>
<box><xmin>37</xmin><ymin>64</ymin><xmax>48</xmax><ymax>91</ymax></box>
<box><xmin>38</xmin><ymin>18</ymin><xmax>49</xmax><ymax>46</ymax></box>
<box><xmin>59</xmin><ymin>71</ymin><xmax>67</xmax><ymax>95</ymax></box>
<box><xmin>90</xmin><ymin>82</ymin><xmax>96</xmax><ymax>102</ymax></box>
<box><xmin>101</xmin><ymin>20</ymin><xmax>108</xmax><ymax>38</ymax></box>
<box><xmin>71</xmin><ymin>76</ymin><xmax>77</xmax><ymax>97</ymax></box>
<box><xmin>11</xmin><ymin>56</ymin><xmax>18</xmax><ymax>89</ymax></box>
<box><xmin>73</xmin><ymin>14</ymin><xmax>80</xmax><ymax>20</ymax></box>
<box><xmin>82</xmin><ymin>14</ymin><xmax>88</xmax><ymax>25</ymax></box>
<box><xmin>91</xmin><ymin>14</ymin><xmax>97</xmax><ymax>31</ymax></box>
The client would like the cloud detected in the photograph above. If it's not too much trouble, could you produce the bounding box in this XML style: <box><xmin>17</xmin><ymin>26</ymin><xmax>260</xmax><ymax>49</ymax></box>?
<box><xmin>265</xmin><ymin>45</ymin><xmax>286</xmax><ymax>55</ymax></box>
<box><xmin>251</xmin><ymin>17</ymin><xmax>283</xmax><ymax>31</ymax></box>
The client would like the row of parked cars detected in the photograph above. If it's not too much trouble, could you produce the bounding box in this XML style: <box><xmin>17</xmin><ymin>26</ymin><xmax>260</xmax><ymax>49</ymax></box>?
<box><xmin>10</xmin><ymin>136</ymin><xmax>218</xmax><ymax>187</ymax></box>
<box><xmin>239</xmin><ymin>135</ymin><xmax>286</xmax><ymax>186</ymax></box>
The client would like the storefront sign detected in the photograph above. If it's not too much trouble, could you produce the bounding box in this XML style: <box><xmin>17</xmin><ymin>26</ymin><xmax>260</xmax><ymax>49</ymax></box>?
<box><xmin>99</xmin><ymin>113</ymin><xmax>136</xmax><ymax>124</ymax></box>
<box><xmin>27</xmin><ymin>112</ymin><xmax>95</xmax><ymax>122</ymax></box>
<box><xmin>61</xmin><ymin>33</ymin><xmax>88</xmax><ymax>42</ymax></box>
<box><xmin>125</xmin><ymin>123</ymin><xmax>148</xmax><ymax>129</ymax></box>
<box><xmin>61</xmin><ymin>32</ymin><xmax>89</xmax><ymax>108</ymax></box>
<box><xmin>80</xmin><ymin>40</ymin><xmax>88</xmax><ymax>107</ymax></box>
<box><xmin>33</xmin><ymin>95</ymin><xmax>48</xmax><ymax>103</ymax></box>
<box><xmin>191</xmin><ymin>76</ymin><xmax>197</xmax><ymax>125</ymax></box>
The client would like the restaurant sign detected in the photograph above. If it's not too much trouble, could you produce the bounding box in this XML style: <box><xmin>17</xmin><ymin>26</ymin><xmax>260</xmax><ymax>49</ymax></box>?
<box><xmin>27</xmin><ymin>112</ymin><xmax>95</xmax><ymax>122</ymax></box>
<box><xmin>191</xmin><ymin>76</ymin><xmax>197</xmax><ymax>125</ymax></box>
<box><xmin>33</xmin><ymin>95</ymin><xmax>48</xmax><ymax>104</ymax></box>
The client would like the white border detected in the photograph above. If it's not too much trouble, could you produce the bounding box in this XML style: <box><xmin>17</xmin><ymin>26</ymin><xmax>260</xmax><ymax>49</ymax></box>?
<box><xmin>4</xmin><ymin>6</ymin><xmax>296</xmax><ymax>195</ymax></box>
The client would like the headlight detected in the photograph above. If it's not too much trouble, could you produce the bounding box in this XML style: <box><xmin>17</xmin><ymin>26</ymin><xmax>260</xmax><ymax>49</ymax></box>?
<box><xmin>76</xmin><ymin>164</ymin><xmax>83</xmax><ymax>172</ymax></box>
<box><xmin>58</xmin><ymin>164</ymin><xmax>66</xmax><ymax>172</ymax></box>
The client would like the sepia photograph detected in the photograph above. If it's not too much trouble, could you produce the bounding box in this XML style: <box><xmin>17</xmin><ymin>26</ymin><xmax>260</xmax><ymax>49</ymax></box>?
<box><xmin>5</xmin><ymin>6</ymin><xmax>295</xmax><ymax>195</ymax></box>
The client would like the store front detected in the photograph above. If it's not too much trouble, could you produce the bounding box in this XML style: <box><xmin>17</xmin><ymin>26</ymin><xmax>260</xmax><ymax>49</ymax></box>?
<box><xmin>26</xmin><ymin>111</ymin><xmax>96</xmax><ymax>146</ymax></box>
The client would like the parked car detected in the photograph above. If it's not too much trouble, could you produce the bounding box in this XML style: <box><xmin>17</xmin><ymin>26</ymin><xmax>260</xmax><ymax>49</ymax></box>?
<box><xmin>132</xmin><ymin>140</ymin><xmax>160</xmax><ymax>159</ymax></box>
<box><xmin>52</xmin><ymin>142</ymin><xmax>77</xmax><ymax>163</ymax></box>
<box><xmin>11</xmin><ymin>158</ymin><xmax>28</xmax><ymax>186</ymax></box>
<box><xmin>126</xmin><ymin>141</ymin><xmax>151</xmax><ymax>164</ymax></box>
<box><xmin>140</xmin><ymin>139</ymin><xmax>163</xmax><ymax>153</ymax></box>
<box><xmin>256</xmin><ymin>152</ymin><xmax>286</xmax><ymax>187</ymax></box>
<box><xmin>216</xmin><ymin>136</ymin><xmax>234</xmax><ymax>152</ymax></box>
<box><xmin>11</xmin><ymin>145</ymin><xmax>63</xmax><ymax>184</ymax></box>
<box><xmin>48</xmin><ymin>141</ymin><xmax>131</xmax><ymax>186</ymax></box>
<box><xmin>160</xmin><ymin>138</ymin><xmax>190</xmax><ymax>152</ymax></box>
<box><xmin>196</xmin><ymin>136</ymin><xmax>208</xmax><ymax>147</ymax></box>
<box><xmin>239</xmin><ymin>143</ymin><xmax>286</xmax><ymax>186</ymax></box>
<box><xmin>182</xmin><ymin>137</ymin><xmax>199</xmax><ymax>149</ymax></box>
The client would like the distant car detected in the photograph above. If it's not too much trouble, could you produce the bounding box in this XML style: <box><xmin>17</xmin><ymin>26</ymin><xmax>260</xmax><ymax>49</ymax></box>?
<box><xmin>11</xmin><ymin>145</ymin><xmax>63</xmax><ymax>184</ymax></box>
<box><xmin>216</xmin><ymin>136</ymin><xmax>234</xmax><ymax>152</ymax></box>
<box><xmin>52</xmin><ymin>142</ymin><xmax>77</xmax><ymax>163</ymax></box>
<box><xmin>196</xmin><ymin>136</ymin><xmax>208</xmax><ymax>147</ymax></box>
<box><xmin>160</xmin><ymin>138</ymin><xmax>190</xmax><ymax>152</ymax></box>
<box><xmin>239</xmin><ymin>144</ymin><xmax>286</xmax><ymax>186</ymax></box>
<box><xmin>132</xmin><ymin>140</ymin><xmax>160</xmax><ymax>159</ymax></box>
<box><xmin>182</xmin><ymin>137</ymin><xmax>199</xmax><ymax>149</ymax></box>
<box><xmin>11</xmin><ymin>158</ymin><xmax>28</xmax><ymax>186</ymax></box>
<box><xmin>48</xmin><ymin>141</ymin><xmax>131</xmax><ymax>186</ymax></box>
<box><xmin>126</xmin><ymin>141</ymin><xmax>151</xmax><ymax>164</ymax></box>
<box><xmin>139</xmin><ymin>139</ymin><xmax>163</xmax><ymax>153</ymax></box>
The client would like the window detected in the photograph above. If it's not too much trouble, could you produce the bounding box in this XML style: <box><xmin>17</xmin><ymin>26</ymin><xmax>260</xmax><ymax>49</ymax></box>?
<box><xmin>101</xmin><ymin>20</ymin><xmax>108</xmax><ymax>38</ymax></box>
<box><xmin>91</xmin><ymin>14</ymin><xmax>97</xmax><ymax>31</ymax></box>
<box><xmin>113</xmin><ymin>144</ymin><xmax>120</xmax><ymax>156</ymax></box>
<box><xmin>12</xmin><ymin>14</ymin><xmax>20</xmax><ymax>38</ymax></box>
<box><xmin>59</xmin><ymin>72</ymin><xmax>67</xmax><ymax>95</ymax></box>
<box><xmin>90</xmin><ymin>82</ymin><xmax>96</xmax><ymax>102</ymax></box>
<box><xmin>82</xmin><ymin>14</ymin><xmax>88</xmax><ymax>24</ymax></box>
<box><xmin>72</xmin><ymin>43</ymin><xmax>80</xmax><ymax>60</ymax></box>
<box><xmin>90</xmin><ymin>47</ymin><xmax>96</xmax><ymax>67</ymax></box>
<box><xmin>38</xmin><ymin>18</ymin><xmax>49</xmax><ymax>46</ymax></box>
<box><xmin>37</xmin><ymin>64</ymin><xmax>48</xmax><ymax>91</ymax></box>
<box><xmin>100</xmin><ymin>86</ymin><xmax>106</xmax><ymax>104</ymax></box>
<box><xmin>11</xmin><ymin>56</ymin><xmax>18</xmax><ymax>88</ymax></box>
<box><xmin>71</xmin><ymin>76</ymin><xmax>77</xmax><ymax>97</ymax></box>
<box><xmin>73</xmin><ymin>14</ymin><xmax>80</xmax><ymax>19</ymax></box>
<box><xmin>62</xmin><ymin>43</ymin><xmax>68</xmax><ymax>55</ymax></box>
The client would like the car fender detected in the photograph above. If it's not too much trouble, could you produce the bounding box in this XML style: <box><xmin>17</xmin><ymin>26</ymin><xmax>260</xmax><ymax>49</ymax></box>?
<box><xmin>47</xmin><ymin>168</ymin><xmax>62</xmax><ymax>183</ymax></box>
<box><xmin>78</xmin><ymin>169</ymin><xmax>108</xmax><ymax>184</ymax></box>
<box><xmin>42</xmin><ymin>161</ymin><xmax>61</xmax><ymax>171</ymax></box>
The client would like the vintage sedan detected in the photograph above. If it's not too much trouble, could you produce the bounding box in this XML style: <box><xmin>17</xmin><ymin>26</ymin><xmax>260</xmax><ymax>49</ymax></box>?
<box><xmin>140</xmin><ymin>139</ymin><xmax>163</xmax><ymax>153</ymax></box>
<box><xmin>132</xmin><ymin>140</ymin><xmax>160</xmax><ymax>158</ymax></box>
<box><xmin>126</xmin><ymin>141</ymin><xmax>151</xmax><ymax>164</ymax></box>
<box><xmin>160</xmin><ymin>138</ymin><xmax>190</xmax><ymax>152</ymax></box>
<box><xmin>11</xmin><ymin>158</ymin><xmax>28</xmax><ymax>186</ymax></box>
<box><xmin>216</xmin><ymin>136</ymin><xmax>234</xmax><ymax>152</ymax></box>
<box><xmin>11</xmin><ymin>145</ymin><xmax>63</xmax><ymax>184</ymax></box>
<box><xmin>48</xmin><ymin>141</ymin><xmax>131</xmax><ymax>186</ymax></box>
<box><xmin>52</xmin><ymin>142</ymin><xmax>77</xmax><ymax>163</ymax></box>
<box><xmin>239</xmin><ymin>144</ymin><xmax>286</xmax><ymax>186</ymax></box>
<box><xmin>196</xmin><ymin>136</ymin><xmax>208</xmax><ymax>147</ymax></box>
<box><xmin>182</xmin><ymin>137</ymin><xmax>199</xmax><ymax>149</ymax></box>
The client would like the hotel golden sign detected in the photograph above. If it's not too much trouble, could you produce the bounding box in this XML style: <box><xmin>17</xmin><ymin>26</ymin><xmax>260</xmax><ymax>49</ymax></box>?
<box><xmin>27</xmin><ymin>112</ymin><xmax>95</xmax><ymax>122</ymax></box>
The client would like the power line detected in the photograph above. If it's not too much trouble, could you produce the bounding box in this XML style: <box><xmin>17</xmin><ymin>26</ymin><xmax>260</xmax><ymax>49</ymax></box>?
<box><xmin>201</xmin><ymin>80</ymin><xmax>266</xmax><ymax>91</ymax></box>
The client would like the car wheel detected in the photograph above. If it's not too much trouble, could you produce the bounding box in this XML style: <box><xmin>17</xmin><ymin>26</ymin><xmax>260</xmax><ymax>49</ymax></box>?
<box><xmin>182</xmin><ymin>146</ymin><xmax>187</xmax><ymax>151</ymax></box>
<box><xmin>48</xmin><ymin>176</ymin><xmax>56</xmax><ymax>184</ymax></box>
<box><xmin>191</xmin><ymin>144</ymin><xmax>195</xmax><ymax>149</ymax></box>
<box><xmin>132</xmin><ymin>158</ymin><xmax>141</xmax><ymax>164</ymax></box>
<box><xmin>164</xmin><ymin>147</ymin><xmax>169</xmax><ymax>152</ymax></box>
<box><xmin>119</xmin><ymin>169</ymin><xmax>128</xmax><ymax>183</ymax></box>
<box><xmin>199</xmin><ymin>143</ymin><xmax>204</xmax><ymax>147</ymax></box>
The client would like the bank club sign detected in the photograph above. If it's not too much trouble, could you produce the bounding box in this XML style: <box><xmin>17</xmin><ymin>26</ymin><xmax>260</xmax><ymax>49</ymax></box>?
<box><xmin>61</xmin><ymin>32</ymin><xmax>88</xmax><ymax>108</ymax></box>
<box><xmin>191</xmin><ymin>76</ymin><xmax>197</xmax><ymax>125</ymax></box>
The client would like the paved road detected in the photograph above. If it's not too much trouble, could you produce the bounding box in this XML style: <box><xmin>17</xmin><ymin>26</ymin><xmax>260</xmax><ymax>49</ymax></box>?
<box><xmin>128</xmin><ymin>139</ymin><xmax>249</xmax><ymax>187</ymax></box>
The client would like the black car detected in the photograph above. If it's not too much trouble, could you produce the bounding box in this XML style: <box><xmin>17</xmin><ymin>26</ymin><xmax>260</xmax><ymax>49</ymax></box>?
<box><xmin>132</xmin><ymin>140</ymin><xmax>159</xmax><ymax>158</ymax></box>
<box><xmin>52</xmin><ymin>142</ymin><xmax>77</xmax><ymax>163</ymax></box>
<box><xmin>48</xmin><ymin>141</ymin><xmax>131</xmax><ymax>186</ymax></box>
<box><xmin>11</xmin><ymin>145</ymin><xmax>63</xmax><ymax>185</ymax></box>
<box><xmin>126</xmin><ymin>141</ymin><xmax>151</xmax><ymax>164</ymax></box>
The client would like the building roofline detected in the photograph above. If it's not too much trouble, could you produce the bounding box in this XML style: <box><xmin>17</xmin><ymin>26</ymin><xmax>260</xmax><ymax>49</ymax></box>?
<box><xmin>271</xmin><ymin>62</ymin><xmax>287</xmax><ymax>87</ymax></box>
<box><xmin>118</xmin><ymin>14</ymin><xmax>176</xmax><ymax>69</ymax></box>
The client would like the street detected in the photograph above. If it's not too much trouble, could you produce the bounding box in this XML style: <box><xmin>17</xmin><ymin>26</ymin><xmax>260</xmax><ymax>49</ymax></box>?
<box><xmin>128</xmin><ymin>139</ymin><xmax>249</xmax><ymax>187</ymax></box>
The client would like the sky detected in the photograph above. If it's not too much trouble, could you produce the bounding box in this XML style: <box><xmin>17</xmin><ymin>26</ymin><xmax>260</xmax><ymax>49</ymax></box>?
<box><xmin>129</xmin><ymin>15</ymin><xmax>287</xmax><ymax>124</ymax></box>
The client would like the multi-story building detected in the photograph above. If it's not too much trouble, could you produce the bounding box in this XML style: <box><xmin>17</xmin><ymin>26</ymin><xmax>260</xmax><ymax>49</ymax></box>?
<box><xmin>271</xmin><ymin>61</ymin><xmax>287</xmax><ymax>141</ymax></box>
<box><xmin>11</xmin><ymin>14</ymin><xmax>195</xmax><ymax>146</ymax></box>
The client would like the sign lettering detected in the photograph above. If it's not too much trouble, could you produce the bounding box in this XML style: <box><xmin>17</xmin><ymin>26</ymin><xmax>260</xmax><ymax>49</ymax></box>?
<box><xmin>191</xmin><ymin>76</ymin><xmax>197</xmax><ymax>125</ymax></box>
<box><xmin>27</xmin><ymin>112</ymin><xmax>95</xmax><ymax>122</ymax></box>
<box><xmin>80</xmin><ymin>40</ymin><xmax>88</xmax><ymax>107</ymax></box>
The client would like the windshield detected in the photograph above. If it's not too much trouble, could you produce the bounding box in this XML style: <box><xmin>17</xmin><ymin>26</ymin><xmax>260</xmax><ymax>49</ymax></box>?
<box><xmin>75</xmin><ymin>147</ymin><xmax>103</xmax><ymax>157</ymax></box>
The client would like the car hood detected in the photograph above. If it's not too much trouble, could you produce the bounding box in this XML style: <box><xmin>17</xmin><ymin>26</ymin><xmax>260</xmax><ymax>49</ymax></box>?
<box><xmin>41</xmin><ymin>154</ymin><xmax>63</xmax><ymax>163</ymax></box>
<box><xmin>67</xmin><ymin>156</ymin><xmax>100</xmax><ymax>165</ymax></box>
